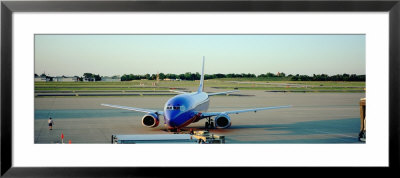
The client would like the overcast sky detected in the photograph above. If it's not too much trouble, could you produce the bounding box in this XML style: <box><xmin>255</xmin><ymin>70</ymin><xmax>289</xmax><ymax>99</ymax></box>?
<box><xmin>35</xmin><ymin>34</ymin><xmax>365</xmax><ymax>77</ymax></box>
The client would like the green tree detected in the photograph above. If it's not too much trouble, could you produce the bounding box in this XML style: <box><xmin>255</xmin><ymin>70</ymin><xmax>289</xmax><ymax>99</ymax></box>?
<box><xmin>94</xmin><ymin>74</ymin><xmax>101</xmax><ymax>81</ymax></box>
<box><xmin>158</xmin><ymin>73</ymin><xmax>166</xmax><ymax>80</ymax></box>
<box><xmin>204</xmin><ymin>74</ymin><xmax>214</xmax><ymax>80</ymax></box>
<box><xmin>121</xmin><ymin>74</ymin><xmax>128</xmax><ymax>81</ymax></box>
<box><xmin>178</xmin><ymin>74</ymin><xmax>185</xmax><ymax>80</ymax></box>
<box><xmin>266</xmin><ymin>72</ymin><xmax>275</xmax><ymax>77</ymax></box>
<box><xmin>184</xmin><ymin>72</ymin><xmax>192</xmax><ymax>80</ymax></box>
<box><xmin>83</xmin><ymin>73</ymin><xmax>93</xmax><ymax>79</ymax></box>
<box><xmin>226</xmin><ymin>73</ymin><xmax>235</xmax><ymax>78</ymax></box>
<box><xmin>151</xmin><ymin>74</ymin><xmax>157</xmax><ymax>80</ymax></box>
<box><xmin>195</xmin><ymin>72</ymin><xmax>201</xmax><ymax>80</ymax></box>
<box><xmin>145</xmin><ymin>74</ymin><xmax>151</xmax><ymax>80</ymax></box>
<box><xmin>215</xmin><ymin>73</ymin><xmax>226</xmax><ymax>78</ymax></box>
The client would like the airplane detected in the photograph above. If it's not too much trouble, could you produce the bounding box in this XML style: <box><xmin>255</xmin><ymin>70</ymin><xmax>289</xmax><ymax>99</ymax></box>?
<box><xmin>101</xmin><ymin>57</ymin><xmax>291</xmax><ymax>131</ymax></box>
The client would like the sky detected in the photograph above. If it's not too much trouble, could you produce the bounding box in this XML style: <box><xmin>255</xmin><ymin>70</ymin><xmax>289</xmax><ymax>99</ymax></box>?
<box><xmin>34</xmin><ymin>34</ymin><xmax>365</xmax><ymax>77</ymax></box>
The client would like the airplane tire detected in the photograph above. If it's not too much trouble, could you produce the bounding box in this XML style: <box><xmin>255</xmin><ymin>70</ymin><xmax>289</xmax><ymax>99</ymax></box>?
<box><xmin>210</xmin><ymin>121</ymin><xmax>214</xmax><ymax>129</ymax></box>
<box><xmin>205</xmin><ymin>122</ymin><xmax>209</xmax><ymax>129</ymax></box>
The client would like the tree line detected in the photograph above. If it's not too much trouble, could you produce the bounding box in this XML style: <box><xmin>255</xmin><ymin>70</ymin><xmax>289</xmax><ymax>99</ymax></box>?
<box><xmin>120</xmin><ymin>72</ymin><xmax>365</xmax><ymax>81</ymax></box>
<box><xmin>36</xmin><ymin>72</ymin><xmax>365</xmax><ymax>82</ymax></box>
<box><xmin>35</xmin><ymin>73</ymin><xmax>103</xmax><ymax>82</ymax></box>
<box><xmin>290</xmin><ymin>74</ymin><xmax>365</xmax><ymax>81</ymax></box>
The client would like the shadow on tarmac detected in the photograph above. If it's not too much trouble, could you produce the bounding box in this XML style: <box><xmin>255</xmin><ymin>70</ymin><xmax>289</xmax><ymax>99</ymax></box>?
<box><xmin>210</xmin><ymin>118</ymin><xmax>362</xmax><ymax>143</ymax></box>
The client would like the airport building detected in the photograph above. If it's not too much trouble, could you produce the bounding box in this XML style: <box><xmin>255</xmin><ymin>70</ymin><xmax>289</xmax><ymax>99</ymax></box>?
<box><xmin>35</xmin><ymin>76</ymin><xmax>78</xmax><ymax>82</ymax></box>
<box><xmin>54</xmin><ymin>76</ymin><xmax>78</xmax><ymax>82</ymax></box>
<box><xmin>34</xmin><ymin>76</ymin><xmax>50</xmax><ymax>82</ymax></box>
<box><xmin>101</xmin><ymin>76</ymin><xmax>121</xmax><ymax>82</ymax></box>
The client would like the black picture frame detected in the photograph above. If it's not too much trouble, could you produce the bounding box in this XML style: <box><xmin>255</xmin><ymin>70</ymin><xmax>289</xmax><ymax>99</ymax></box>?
<box><xmin>1</xmin><ymin>0</ymin><xmax>399</xmax><ymax>177</ymax></box>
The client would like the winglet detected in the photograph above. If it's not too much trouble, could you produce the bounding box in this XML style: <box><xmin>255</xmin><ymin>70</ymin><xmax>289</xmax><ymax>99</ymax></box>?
<box><xmin>197</xmin><ymin>56</ymin><xmax>205</xmax><ymax>93</ymax></box>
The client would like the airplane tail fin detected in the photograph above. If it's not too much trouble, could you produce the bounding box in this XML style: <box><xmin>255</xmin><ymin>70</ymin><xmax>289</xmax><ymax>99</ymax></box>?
<box><xmin>197</xmin><ymin>56</ymin><xmax>205</xmax><ymax>93</ymax></box>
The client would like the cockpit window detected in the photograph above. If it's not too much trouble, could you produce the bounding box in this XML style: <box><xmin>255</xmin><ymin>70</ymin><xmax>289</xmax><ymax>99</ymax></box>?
<box><xmin>167</xmin><ymin>106</ymin><xmax>183</xmax><ymax>110</ymax></box>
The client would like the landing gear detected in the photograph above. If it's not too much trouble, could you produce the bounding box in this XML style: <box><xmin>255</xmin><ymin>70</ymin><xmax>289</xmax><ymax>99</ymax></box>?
<box><xmin>165</xmin><ymin>127</ymin><xmax>181</xmax><ymax>133</ymax></box>
<box><xmin>205</xmin><ymin>117</ymin><xmax>215</xmax><ymax>130</ymax></box>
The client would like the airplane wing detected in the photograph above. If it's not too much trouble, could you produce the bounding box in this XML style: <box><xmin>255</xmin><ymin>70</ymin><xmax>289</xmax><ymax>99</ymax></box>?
<box><xmin>169</xmin><ymin>90</ymin><xmax>189</xmax><ymax>94</ymax></box>
<box><xmin>200</xmin><ymin>105</ymin><xmax>291</xmax><ymax>117</ymax></box>
<box><xmin>101</xmin><ymin>104</ymin><xmax>164</xmax><ymax>115</ymax></box>
<box><xmin>207</xmin><ymin>90</ymin><xmax>239</xmax><ymax>96</ymax></box>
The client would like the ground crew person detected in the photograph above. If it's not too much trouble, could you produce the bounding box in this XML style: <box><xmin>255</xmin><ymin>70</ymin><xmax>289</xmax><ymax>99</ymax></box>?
<box><xmin>48</xmin><ymin>117</ymin><xmax>54</xmax><ymax>130</ymax></box>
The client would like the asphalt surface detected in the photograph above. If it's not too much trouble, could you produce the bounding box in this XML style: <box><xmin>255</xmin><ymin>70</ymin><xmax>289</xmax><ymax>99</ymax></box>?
<box><xmin>34</xmin><ymin>90</ymin><xmax>365</xmax><ymax>144</ymax></box>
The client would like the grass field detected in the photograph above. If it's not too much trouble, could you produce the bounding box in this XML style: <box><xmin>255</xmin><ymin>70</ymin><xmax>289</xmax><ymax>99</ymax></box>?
<box><xmin>35</xmin><ymin>79</ymin><xmax>365</xmax><ymax>94</ymax></box>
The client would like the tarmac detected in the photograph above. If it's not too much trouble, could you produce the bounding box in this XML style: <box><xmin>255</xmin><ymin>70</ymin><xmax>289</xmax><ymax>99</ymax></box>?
<box><xmin>34</xmin><ymin>90</ymin><xmax>365</xmax><ymax>144</ymax></box>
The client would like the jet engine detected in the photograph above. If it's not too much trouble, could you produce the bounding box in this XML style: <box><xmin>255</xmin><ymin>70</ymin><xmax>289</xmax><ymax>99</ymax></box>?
<box><xmin>214</xmin><ymin>114</ymin><xmax>232</xmax><ymax>128</ymax></box>
<box><xmin>141</xmin><ymin>113</ymin><xmax>160</xmax><ymax>128</ymax></box>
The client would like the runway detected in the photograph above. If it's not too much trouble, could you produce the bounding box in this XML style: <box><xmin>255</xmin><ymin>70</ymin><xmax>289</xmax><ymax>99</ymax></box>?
<box><xmin>34</xmin><ymin>90</ymin><xmax>365</xmax><ymax>144</ymax></box>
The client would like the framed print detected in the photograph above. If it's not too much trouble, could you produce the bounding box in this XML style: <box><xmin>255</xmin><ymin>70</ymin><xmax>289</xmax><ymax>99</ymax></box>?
<box><xmin>1</xmin><ymin>0</ymin><xmax>399</xmax><ymax>176</ymax></box>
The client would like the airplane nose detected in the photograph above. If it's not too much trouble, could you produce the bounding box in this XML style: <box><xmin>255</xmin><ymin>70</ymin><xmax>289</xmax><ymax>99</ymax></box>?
<box><xmin>167</xmin><ymin>119</ymin><xmax>177</xmax><ymax>127</ymax></box>
<box><xmin>165</xmin><ymin>111</ymin><xmax>180</xmax><ymax>127</ymax></box>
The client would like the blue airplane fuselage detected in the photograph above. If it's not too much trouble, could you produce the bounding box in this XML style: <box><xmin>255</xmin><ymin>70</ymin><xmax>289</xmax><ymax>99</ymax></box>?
<box><xmin>163</xmin><ymin>92</ymin><xmax>209</xmax><ymax>129</ymax></box>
